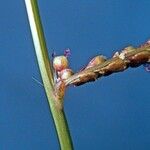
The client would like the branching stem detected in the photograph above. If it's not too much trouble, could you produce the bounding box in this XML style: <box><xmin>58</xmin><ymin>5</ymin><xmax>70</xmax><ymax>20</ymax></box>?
<box><xmin>65</xmin><ymin>41</ymin><xmax>150</xmax><ymax>86</ymax></box>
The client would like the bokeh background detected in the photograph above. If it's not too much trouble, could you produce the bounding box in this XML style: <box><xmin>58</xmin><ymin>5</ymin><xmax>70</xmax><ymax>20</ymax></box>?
<box><xmin>1</xmin><ymin>0</ymin><xmax>150</xmax><ymax>150</ymax></box>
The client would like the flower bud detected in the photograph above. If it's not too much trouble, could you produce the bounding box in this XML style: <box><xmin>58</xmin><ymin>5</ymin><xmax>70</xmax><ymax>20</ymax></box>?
<box><xmin>113</xmin><ymin>52</ymin><xmax>119</xmax><ymax>58</ymax></box>
<box><xmin>53</xmin><ymin>56</ymin><xmax>69</xmax><ymax>71</ymax></box>
<box><xmin>121</xmin><ymin>46</ymin><xmax>135</xmax><ymax>55</ymax></box>
<box><xmin>59</xmin><ymin>68</ymin><xmax>74</xmax><ymax>80</ymax></box>
<box><xmin>86</xmin><ymin>55</ymin><xmax>107</xmax><ymax>69</ymax></box>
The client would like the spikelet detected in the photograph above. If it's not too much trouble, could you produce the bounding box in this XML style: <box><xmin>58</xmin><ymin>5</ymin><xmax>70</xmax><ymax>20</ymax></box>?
<box><xmin>53</xmin><ymin>56</ymin><xmax>69</xmax><ymax>71</ymax></box>
<box><xmin>86</xmin><ymin>55</ymin><xmax>107</xmax><ymax>69</ymax></box>
<box><xmin>59</xmin><ymin>69</ymin><xmax>74</xmax><ymax>80</ymax></box>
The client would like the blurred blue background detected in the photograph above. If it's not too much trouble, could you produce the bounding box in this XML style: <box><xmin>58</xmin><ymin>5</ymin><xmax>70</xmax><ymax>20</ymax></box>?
<box><xmin>0</xmin><ymin>0</ymin><xmax>150</xmax><ymax>150</ymax></box>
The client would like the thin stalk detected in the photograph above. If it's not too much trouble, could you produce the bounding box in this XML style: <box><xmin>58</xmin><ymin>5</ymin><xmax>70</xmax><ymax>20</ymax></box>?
<box><xmin>24</xmin><ymin>0</ymin><xmax>73</xmax><ymax>149</ymax></box>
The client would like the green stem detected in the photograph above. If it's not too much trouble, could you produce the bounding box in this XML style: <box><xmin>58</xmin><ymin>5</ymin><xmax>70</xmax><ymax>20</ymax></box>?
<box><xmin>24</xmin><ymin>0</ymin><xmax>73</xmax><ymax>149</ymax></box>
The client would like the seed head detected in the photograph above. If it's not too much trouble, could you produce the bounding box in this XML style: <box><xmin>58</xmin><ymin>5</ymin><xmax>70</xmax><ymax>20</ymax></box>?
<box><xmin>59</xmin><ymin>69</ymin><xmax>74</xmax><ymax>80</ymax></box>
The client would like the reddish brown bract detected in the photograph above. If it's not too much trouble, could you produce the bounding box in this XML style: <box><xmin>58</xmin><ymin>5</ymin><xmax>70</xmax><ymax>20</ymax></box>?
<box><xmin>86</xmin><ymin>55</ymin><xmax>107</xmax><ymax>69</ymax></box>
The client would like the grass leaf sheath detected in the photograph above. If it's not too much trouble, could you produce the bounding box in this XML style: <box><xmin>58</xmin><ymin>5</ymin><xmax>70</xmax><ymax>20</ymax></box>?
<box><xmin>24</xmin><ymin>0</ymin><xmax>73</xmax><ymax>149</ymax></box>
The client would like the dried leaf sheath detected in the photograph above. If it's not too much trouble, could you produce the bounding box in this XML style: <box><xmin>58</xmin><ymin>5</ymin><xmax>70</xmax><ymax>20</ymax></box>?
<box><xmin>65</xmin><ymin>41</ymin><xmax>150</xmax><ymax>86</ymax></box>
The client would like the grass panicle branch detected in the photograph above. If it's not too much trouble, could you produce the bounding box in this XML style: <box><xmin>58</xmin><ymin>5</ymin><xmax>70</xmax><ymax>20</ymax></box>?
<box><xmin>65</xmin><ymin>40</ymin><xmax>150</xmax><ymax>86</ymax></box>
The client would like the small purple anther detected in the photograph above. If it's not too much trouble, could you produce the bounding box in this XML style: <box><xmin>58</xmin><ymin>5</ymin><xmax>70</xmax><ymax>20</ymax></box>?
<box><xmin>143</xmin><ymin>63</ymin><xmax>150</xmax><ymax>72</ymax></box>
<box><xmin>64</xmin><ymin>48</ymin><xmax>71</xmax><ymax>57</ymax></box>
<box><xmin>52</xmin><ymin>50</ymin><xmax>56</xmax><ymax>59</ymax></box>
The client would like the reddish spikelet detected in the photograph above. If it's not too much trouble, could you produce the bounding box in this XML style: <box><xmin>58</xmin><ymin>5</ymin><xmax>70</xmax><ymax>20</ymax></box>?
<box><xmin>53</xmin><ymin>56</ymin><xmax>69</xmax><ymax>71</ymax></box>
<box><xmin>86</xmin><ymin>55</ymin><xmax>107</xmax><ymax>69</ymax></box>
<box><xmin>59</xmin><ymin>69</ymin><xmax>74</xmax><ymax>80</ymax></box>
